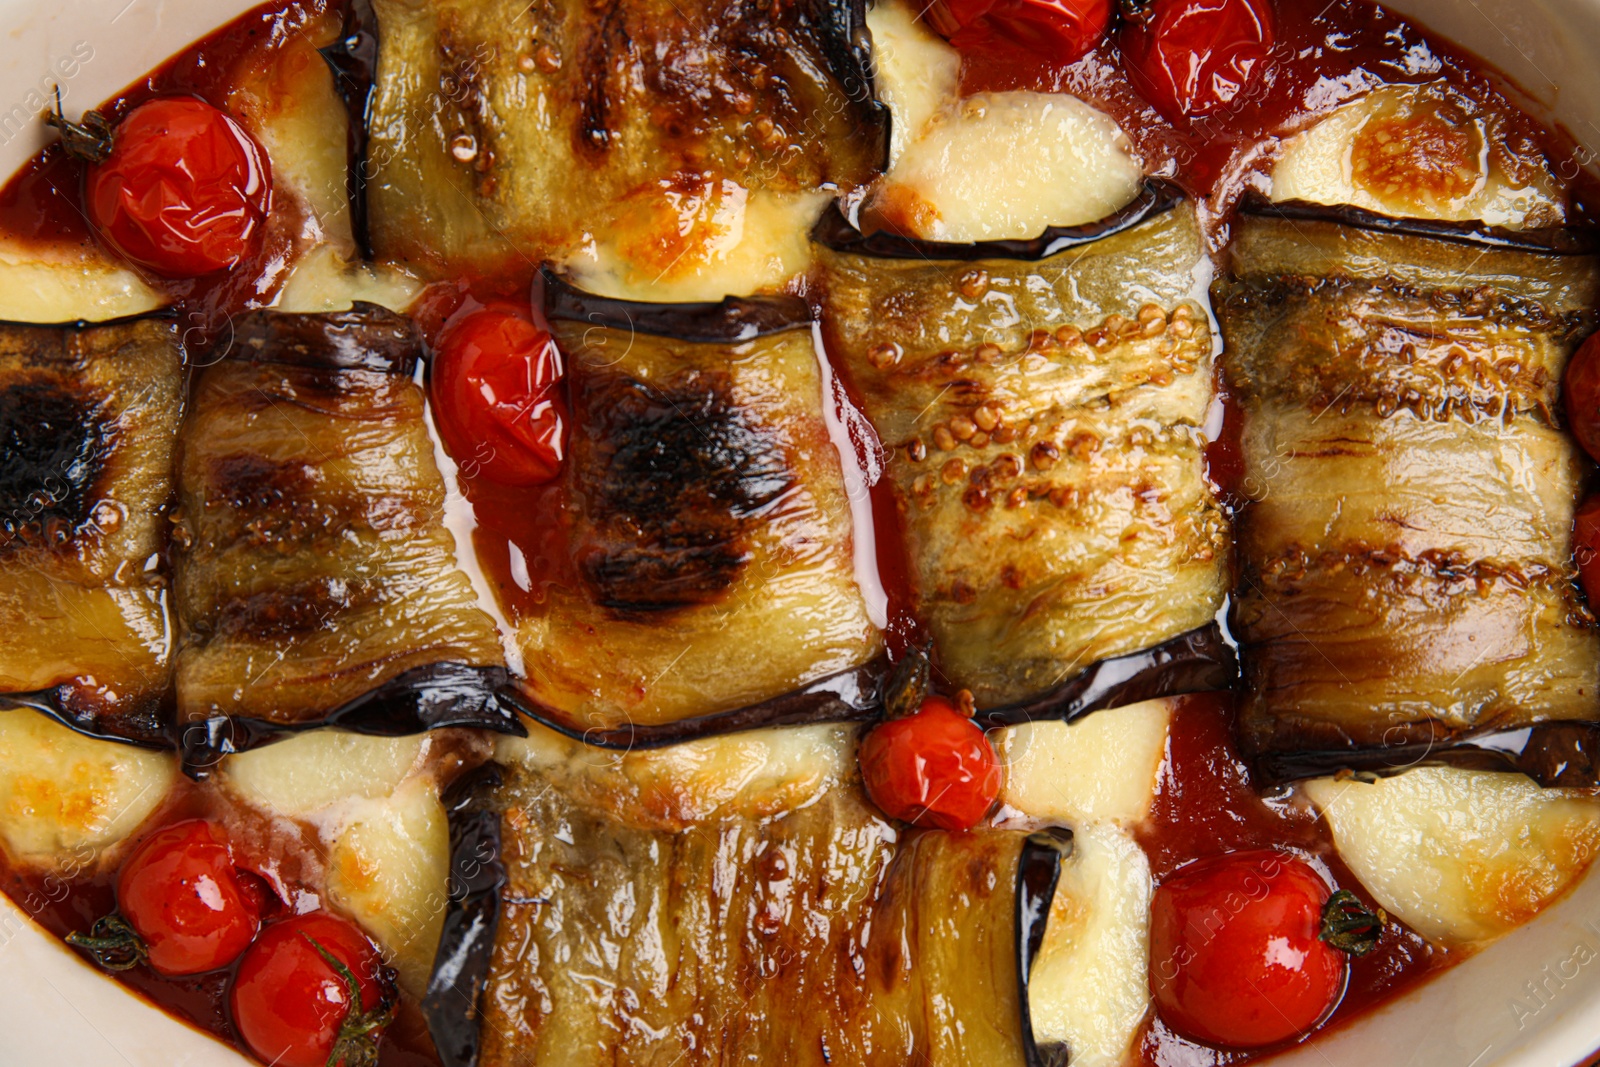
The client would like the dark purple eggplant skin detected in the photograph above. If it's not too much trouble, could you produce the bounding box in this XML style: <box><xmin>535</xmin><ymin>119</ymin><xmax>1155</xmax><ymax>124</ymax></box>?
<box><xmin>541</xmin><ymin>267</ymin><xmax>812</xmax><ymax>342</ymax></box>
<box><xmin>177</xmin><ymin>663</ymin><xmax>525</xmax><ymax>778</ymax></box>
<box><xmin>317</xmin><ymin>0</ymin><xmax>378</xmax><ymax>259</ymax></box>
<box><xmin>422</xmin><ymin>766</ymin><xmax>1078</xmax><ymax>1067</ymax></box>
<box><xmin>211</xmin><ymin>301</ymin><xmax>418</xmax><ymax>374</ymax></box>
<box><xmin>811</xmin><ymin>178</ymin><xmax>1184</xmax><ymax>262</ymax></box>
<box><xmin>1239</xmin><ymin>192</ymin><xmax>1599</xmax><ymax>255</ymax></box>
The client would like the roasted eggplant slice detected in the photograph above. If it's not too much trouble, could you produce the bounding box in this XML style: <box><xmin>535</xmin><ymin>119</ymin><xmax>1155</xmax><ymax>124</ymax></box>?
<box><xmin>173</xmin><ymin>304</ymin><xmax>511</xmax><ymax>739</ymax></box>
<box><xmin>815</xmin><ymin>182</ymin><xmax>1231</xmax><ymax>709</ymax></box>
<box><xmin>1220</xmin><ymin>199</ymin><xmax>1600</xmax><ymax>779</ymax></box>
<box><xmin>505</xmin><ymin>276</ymin><xmax>884</xmax><ymax>737</ymax></box>
<box><xmin>363</xmin><ymin>0</ymin><xmax>887</xmax><ymax>274</ymax></box>
<box><xmin>425</xmin><ymin>726</ymin><xmax>1072</xmax><ymax>1067</ymax></box>
<box><xmin>0</xmin><ymin>315</ymin><xmax>182</xmax><ymax>745</ymax></box>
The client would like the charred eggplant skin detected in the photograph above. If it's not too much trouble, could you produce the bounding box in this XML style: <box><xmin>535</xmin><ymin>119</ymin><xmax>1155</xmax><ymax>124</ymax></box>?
<box><xmin>1221</xmin><ymin>200</ymin><xmax>1600</xmax><ymax>778</ymax></box>
<box><xmin>817</xmin><ymin>187</ymin><xmax>1230</xmax><ymax>709</ymax></box>
<box><xmin>173</xmin><ymin>304</ymin><xmax>508</xmax><ymax>732</ymax></box>
<box><xmin>427</xmin><ymin>749</ymin><xmax>1071</xmax><ymax>1067</ymax></box>
<box><xmin>0</xmin><ymin>313</ymin><xmax>182</xmax><ymax>746</ymax></box>
<box><xmin>318</xmin><ymin>0</ymin><xmax>379</xmax><ymax>259</ymax></box>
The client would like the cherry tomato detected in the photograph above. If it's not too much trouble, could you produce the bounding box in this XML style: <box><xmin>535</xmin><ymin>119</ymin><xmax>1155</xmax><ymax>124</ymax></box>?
<box><xmin>431</xmin><ymin>307</ymin><xmax>567</xmax><ymax>485</ymax></box>
<box><xmin>230</xmin><ymin>912</ymin><xmax>390</xmax><ymax>1067</ymax></box>
<box><xmin>1150</xmin><ymin>850</ymin><xmax>1346</xmax><ymax>1049</ymax></box>
<box><xmin>1575</xmin><ymin>496</ymin><xmax>1600</xmax><ymax>604</ymax></box>
<box><xmin>1121</xmin><ymin>0</ymin><xmax>1276</xmax><ymax>123</ymax></box>
<box><xmin>859</xmin><ymin>695</ymin><xmax>1003</xmax><ymax>830</ymax></box>
<box><xmin>82</xmin><ymin>97</ymin><xmax>271</xmax><ymax>278</ymax></box>
<box><xmin>117</xmin><ymin>819</ymin><xmax>262</xmax><ymax>976</ymax></box>
<box><xmin>925</xmin><ymin>0</ymin><xmax>1113</xmax><ymax>62</ymax></box>
<box><xmin>1564</xmin><ymin>333</ymin><xmax>1600</xmax><ymax>462</ymax></box>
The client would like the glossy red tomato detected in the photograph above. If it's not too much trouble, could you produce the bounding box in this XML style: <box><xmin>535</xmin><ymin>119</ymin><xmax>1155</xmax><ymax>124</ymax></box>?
<box><xmin>431</xmin><ymin>307</ymin><xmax>567</xmax><ymax>485</ymax></box>
<box><xmin>1575</xmin><ymin>496</ymin><xmax>1600</xmax><ymax>604</ymax></box>
<box><xmin>230</xmin><ymin>912</ymin><xmax>391</xmax><ymax>1067</ymax></box>
<box><xmin>859</xmin><ymin>695</ymin><xmax>1003</xmax><ymax>830</ymax></box>
<box><xmin>82</xmin><ymin>97</ymin><xmax>270</xmax><ymax>277</ymax></box>
<box><xmin>1565</xmin><ymin>333</ymin><xmax>1600</xmax><ymax>462</ymax></box>
<box><xmin>1121</xmin><ymin>0</ymin><xmax>1276</xmax><ymax>123</ymax></box>
<box><xmin>1150</xmin><ymin>850</ymin><xmax>1346</xmax><ymax>1048</ymax></box>
<box><xmin>926</xmin><ymin>0</ymin><xmax>1113</xmax><ymax>61</ymax></box>
<box><xmin>117</xmin><ymin>819</ymin><xmax>262</xmax><ymax>976</ymax></box>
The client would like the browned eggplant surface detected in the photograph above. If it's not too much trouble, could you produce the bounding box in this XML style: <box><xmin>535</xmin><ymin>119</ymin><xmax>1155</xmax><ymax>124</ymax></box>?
<box><xmin>363</xmin><ymin>0</ymin><xmax>885</xmax><ymax>269</ymax></box>
<box><xmin>466</xmin><ymin>728</ymin><xmax>1058</xmax><ymax>1067</ymax></box>
<box><xmin>172</xmin><ymin>304</ymin><xmax>505</xmax><ymax>726</ymax></box>
<box><xmin>0</xmin><ymin>316</ymin><xmax>182</xmax><ymax>743</ymax></box>
<box><xmin>509</xmin><ymin>282</ymin><xmax>883</xmax><ymax>734</ymax></box>
<box><xmin>816</xmin><ymin>193</ymin><xmax>1228</xmax><ymax>708</ymax></box>
<box><xmin>1220</xmin><ymin>204</ymin><xmax>1600</xmax><ymax>767</ymax></box>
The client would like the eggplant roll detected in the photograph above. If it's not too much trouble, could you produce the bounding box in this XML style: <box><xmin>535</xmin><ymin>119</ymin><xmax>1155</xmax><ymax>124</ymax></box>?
<box><xmin>510</xmin><ymin>282</ymin><xmax>882</xmax><ymax>735</ymax></box>
<box><xmin>816</xmin><ymin>188</ymin><xmax>1229</xmax><ymax>708</ymax></box>
<box><xmin>173</xmin><ymin>305</ymin><xmax>505</xmax><ymax>726</ymax></box>
<box><xmin>0</xmin><ymin>316</ymin><xmax>182</xmax><ymax>742</ymax></box>
<box><xmin>455</xmin><ymin>727</ymin><xmax>1064</xmax><ymax>1067</ymax></box>
<box><xmin>1220</xmin><ymin>204</ymin><xmax>1600</xmax><ymax>765</ymax></box>
<box><xmin>363</xmin><ymin>0</ymin><xmax>885</xmax><ymax>269</ymax></box>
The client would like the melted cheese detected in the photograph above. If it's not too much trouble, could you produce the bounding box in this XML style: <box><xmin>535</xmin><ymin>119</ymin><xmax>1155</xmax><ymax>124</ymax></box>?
<box><xmin>871</xmin><ymin>91</ymin><xmax>1143</xmax><ymax>242</ymax></box>
<box><xmin>1272</xmin><ymin>84</ymin><xmax>1563</xmax><ymax>228</ymax></box>
<box><xmin>274</xmin><ymin>244</ymin><xmax>424</xmax><ymax>314</ymax></box>
<box><xmin>0</xmin><ymin>710</ymin><xmax>175</xmax><ymax>867</ymax></box>
<box><xmin>866</xmin><ymin>0</ymin><xmax>962</xmax><ymax>168</ymax></box>
<box><xmin>997</xmin><ymin>700</ymin><xmax>1173</xmax><ymax>826</ymax></box>
<box><xmin>559</xmin><ymin>184</ymin><xmax>828</xmax><ymax>304</ymax></box>
<box><xmin>220</xmin><ymin>731</ymin><xmax>427</xmax><ymax>818</ymax></box>
<box><xmin>326</xmin><ymin>778</ymin><xmax>450</xmax><ymax>998</ymax></box>
<box><xmin>1305</xmin><ymin>768</ymin><xmax>1600</xmax><ymax>946</ymax></box>
<box><xmin>1029</xmin><ymin>821</ymin><xmax>1153</xmax><ymax>1065</ymax></box>
<box><xmin>0</xmin><ymin>241</ymin><xmax>163</xmax><ymax>323</ymax></box>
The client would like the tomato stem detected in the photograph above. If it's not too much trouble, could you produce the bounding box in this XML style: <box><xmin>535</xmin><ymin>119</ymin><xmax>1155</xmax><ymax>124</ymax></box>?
<box><xmin>66</xmin><ymin>914</ymin><xmax>149</xmax><ymax>972</ymax></box>
<box><xmin>881</xmin><ymin>648</ymin><xmax>931</xmax><ymax>720</ymax></box>
<box><xmin>43</xmin><ymin>87</ymin><xmax>113</xmax><ymax>164</ymax></box>
<box><xmin>301</xmin><ymin>933</ymin><xmax>395</xmax><ymax>1067</ymax></box>
<box><xmin>1318</xmin><ymin>889</ymin><xmax>1386</xmax><ymax>957</ymax></box>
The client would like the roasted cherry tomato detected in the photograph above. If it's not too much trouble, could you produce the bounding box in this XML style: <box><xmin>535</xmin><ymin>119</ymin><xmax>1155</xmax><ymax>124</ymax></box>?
<box><xmin>1565</xmin><ymin>332</ymin><xmax>1600</xmax><ymax>462</ymax></box>
<box><xmin>230</xmin><ymin>912</ymin><xmax>392</xmax><ymax>1067</ymax></box>
<box><xmin>1150</xmin><ymin>850</ymin><xmax>1346</xmax><ymax>1048</ymax></box>
<box><xmin>925</xmin><ymin>0</ymin><xmax>1113</xmax><ymax>62</ymax></box>
<box><xmin>1575</xmin><ymin>496</ymin><xmax>1600</xmax><ymax>603</ymax></box>
<box><xmin>859</xmin><ymin>695</ymin><xmax>1003</xmax><ymax>830</ymax></box>
<box><xmin>1121</xmin><ymin>0</ymin><xmax>1276</xmax><ymax>123</ymax></box>
<box><xmin>431</xmin><ymin>307</ymin><xmax>567</xmax><ymax>485</ymax></box>
<box><xmin>74</xmin><ymin>97</ymin><xmax>271</xmax><ymax>277</ymax></box>
<box><xmin>117</xmin><ymin>819</ymin><xmax>262</xmax><ymax>976</ymax></box>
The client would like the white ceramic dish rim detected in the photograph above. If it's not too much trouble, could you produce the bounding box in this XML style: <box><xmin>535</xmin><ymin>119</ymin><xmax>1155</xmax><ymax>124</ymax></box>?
<box><xmin>2</xmin><ymin>0</ymin><xmax>1600</xmax><ymax>1064</ymax></box>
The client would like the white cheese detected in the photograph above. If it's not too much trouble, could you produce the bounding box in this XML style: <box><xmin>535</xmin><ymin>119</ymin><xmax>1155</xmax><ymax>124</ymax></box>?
<box><xmin>996</xmin><ymin>699</ymin><xmax>1173</xmax><ymax>826</ymax></box>
<box><xmin>274</xmin><ymin>243</ymin><xmax>424</xmax><ymax>314</ymax></box>
<box><xmin>220</xmin><ymin>731</ymin><xmax>427</xmax><ymax>820</ymax></box>
<box><xmin>865</xmin><ymin>0</ymin><xmax>962</xmax><ymax>168</ymax></box>
<box><xmin>326</xmin><ymin>778</ymin><xmax>450</xmax><ymax>998</ymax></box>
<box><xmin>560</xmin><ymin>185</ymin><xmax>828</xmax><ymax>304</ymax></box>
<box><xmin>1272</xmin><ymin>84</ymin><xmax>1563</xmax><ymax>229</ymax></box>
<box><xmin>0</xmin><ymin>241</ymin><xmax>163</xmax><ymax>323</ymax></box>
<box><xmin>1305</xmin><ymin>768</ymin><xmax>1600</xmax><ymax>947</ymax></box>
<box><xmin>0</xmin><ymin>710</ymin><xmax>175</xmax><ymax>867</ymax></box>
<box><xmin>872</xmin><ymin>91</ymin><xmax>1143</xmax><ymax>242</ymax></box>
<box><xmin>1029</xmin><ymin>821</ymin><xmax>1153</xmax><ymax>1066</ymax></box>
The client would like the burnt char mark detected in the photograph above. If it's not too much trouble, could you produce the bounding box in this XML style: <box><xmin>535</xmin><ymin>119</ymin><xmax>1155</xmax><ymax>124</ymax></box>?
<box><xmin>500</xmin><ymin>655</ymin><xmax>885</xmax><ymax>747</ymax></box>
<box><xmin>1252</xmin><ymin>720</ymin><xmax>1600</xmax><ymax>788</ymax></box>
<box><xmin>207</xmin><ymin>579</ymin><xmax>364</xmax><ymax>641</ymax></box>
<box><xmin>576</xmin><ymin>372</ymin><xmax>794</xmax><ymax>614</ymax></box>
<box><xmin>0</xmin><ymin>378</ymin><xmax>110</xmax><ymax>553</ymax></box>
<box><xmin>1240</xmin><ymin>193</ymin><xmax>1600</xmax><ymax>255</ymax></box>
<box><xmin>812</xmin><ymin>178</ymin><xmax>1185</xmax><ymax>262</ymax></box>
<box><xmin>214</xmin><ymin>303</ymin><xmax>421</xmax><ymax>375</ymax></box>
<box><xmin>317</xmin><ymin>0</ymin><xmax>378</xmax><ymax>259</ymax></box>
<box><xmin>543</xmin><ymin>268</ymin><xmax>812</xmax><ymax>342</ymax></box>
<box><xmin>572</xmin><ymin>0</ymin><xmax>627</xmax><ymax>158</ymax></box>
<box><xmin>208</xmin><ymin>453</ymin><xmax>316</xmax><ymax>512</ymax></box>
<box><xmin>976</xmin><ymin>624</ymin><xmax>1238</xmax><ymax>729</ymax></box>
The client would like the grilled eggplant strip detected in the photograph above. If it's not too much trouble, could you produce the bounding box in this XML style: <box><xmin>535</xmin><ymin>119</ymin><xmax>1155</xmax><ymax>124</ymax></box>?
<box><xmin>173</xmin><ymin>304</ymin><xmax>509</xmax><ymax>733</ymax></box>
<box><xmin>363</xmin><ymin>0</ymin><xmax>886</xmax><ymax>269</ymax></box>
<box><xmin>1220</xmin><ymin>201</ymin><xmax>1600</xmax><ymax>776</ymax></box>
<box><xmin>510</xmin><ymin>277</ymin><xmax>884</xmax><ymax>734</ymax></box>
<box><xmin>816</xmin><ymin>183</ymin><xmax>1230</xmax><ymax>709</ymax></box>
<box><xmin>424</xmin><ymin>729</ymin><xmax>1073</xmax><ymax>1067</ymax></box>
<box><xmin>0</xmin><ymin>315</ymin><xmax>182</xmax><ymax>745</ymax></box>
